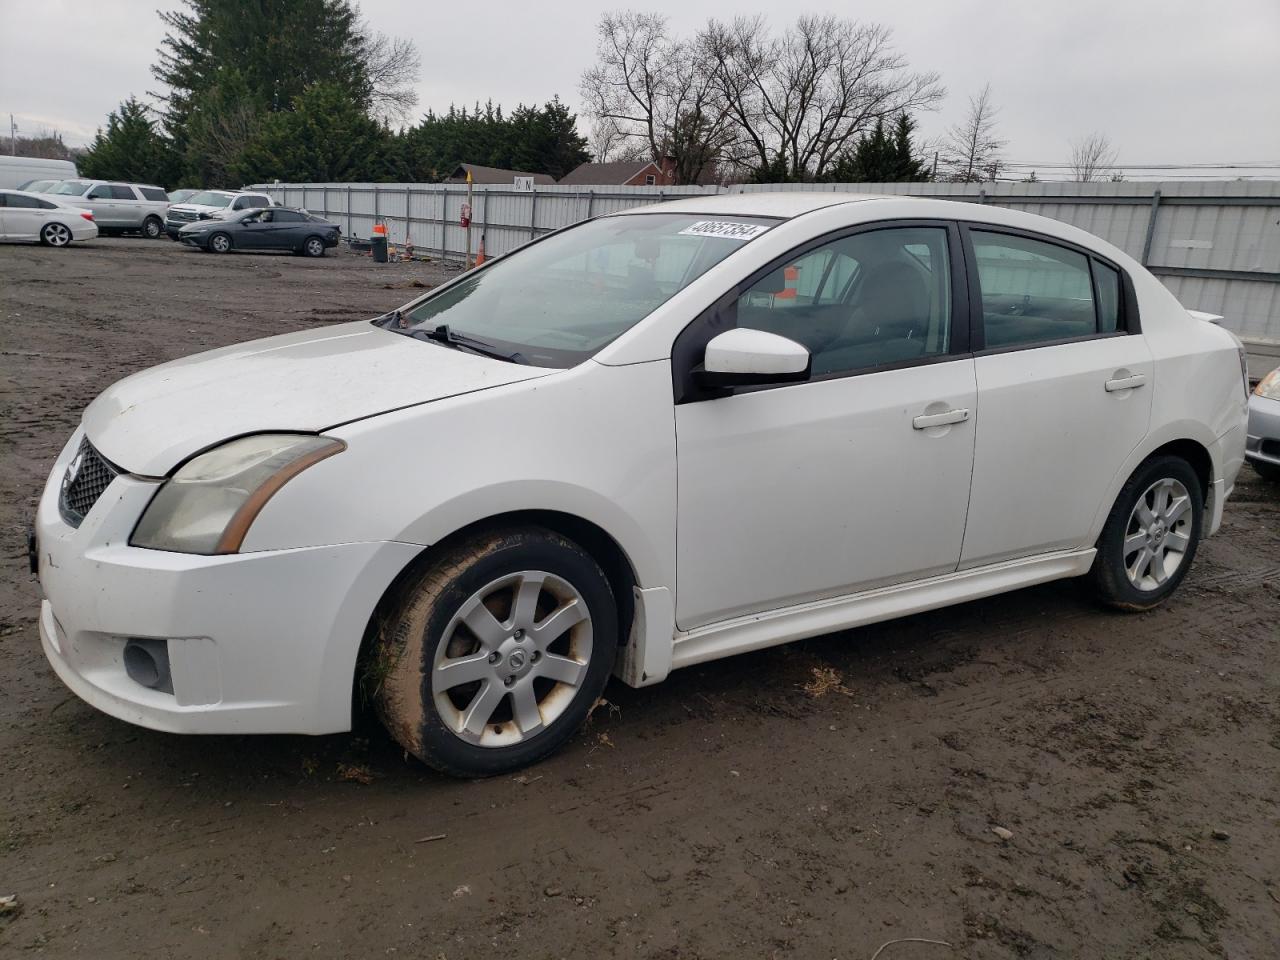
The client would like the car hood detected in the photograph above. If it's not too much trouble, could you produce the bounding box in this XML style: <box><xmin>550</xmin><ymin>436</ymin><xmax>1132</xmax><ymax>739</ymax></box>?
<box><xmin>83</xmin><ymin>321</ymin><xmax>553</xmax><ymax>475</ymax></box>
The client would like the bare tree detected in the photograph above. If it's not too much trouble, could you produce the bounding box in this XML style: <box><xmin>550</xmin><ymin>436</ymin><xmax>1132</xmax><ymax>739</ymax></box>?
<box><xmin>580</xmin><ymin>12</ymin><xmax>735</xmax><ymax>184</ymax></box>
<box><xmin>1069</xmin><ymin>132</ymin><xmax>1118</xmax><ymax>182</ymax></box>
<box><xmin>701</xmin><ymin>15</ymin><xmax>944</xmax><ymax>180</ymax></box>
<box><xmin>941</xmin><ymin>84</ymin><xmax>1006</xmax><ymax>182</ymax></box>
<box><xmin>359</xmin><ymin>28</ymin><xmax>421</xmax><ymax>124</ymax></box>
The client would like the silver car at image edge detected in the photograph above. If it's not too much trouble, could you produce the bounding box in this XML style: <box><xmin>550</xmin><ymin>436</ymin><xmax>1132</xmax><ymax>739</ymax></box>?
<box><xmin>1245</xmin><ymin>366</ymin><xmax>1280</xmax><ymax>481</ymax></box>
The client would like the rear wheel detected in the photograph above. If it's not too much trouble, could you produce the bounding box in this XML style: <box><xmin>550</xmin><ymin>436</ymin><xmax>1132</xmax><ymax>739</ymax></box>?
<box><xmin>142</xmin><ymin>215</ymin><xmax>163</xmax><ymax>239</ymax></box>
<box><xmin>40</xmin><ymin>222</ymin><xmax>72</xmax><ymax>247</ymax></box>
<box><xmin>303</xmin><ymin>236</ymin><xmax>326</xmax><ymax>258</ymax></box>
<box><xmin>208</xmin><ymin>232</ymin><xmax>232</xmax><ymax>254</ymax></box>
<box><xmin>1088</xmin><ymin>455</ymin><xmax>1203</xmax><ymax>610</ymax></box>
<box><xmin>369</xmin><ymin>528</ymin><xmax>617</xmax><ymax>777</ymax></box>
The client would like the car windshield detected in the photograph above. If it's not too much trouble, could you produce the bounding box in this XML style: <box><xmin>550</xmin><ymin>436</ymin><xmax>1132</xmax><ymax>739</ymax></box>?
<box><xmin>50</xmin><ymin>180</ymin><xmax>91</xmax><ymax>196</ymax></box>
<box><xmin>188</xmin><ymin>191</ymin><xmax>232</xmax><ymax>208</ymax></box>
<box><xmin>168</xmin><ymin>189</ymin><xmax>196</xmax><ymax>202</ymax></box>
<box><xmin>391</xmin><ymin>213</ymin><xmax>776</xmax><ymax>367</ymax></box>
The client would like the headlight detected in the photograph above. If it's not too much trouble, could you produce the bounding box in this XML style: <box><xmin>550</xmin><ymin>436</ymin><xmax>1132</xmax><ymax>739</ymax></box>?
<box><xmin>1255</xmin><ymin>368</ymin><xmax>1280</xmax><ymax>401</ymax></box>
<box><xmin>131</xmin><ymin>434</ymin><xmax>344</xmax><ymax>554</ymax></box>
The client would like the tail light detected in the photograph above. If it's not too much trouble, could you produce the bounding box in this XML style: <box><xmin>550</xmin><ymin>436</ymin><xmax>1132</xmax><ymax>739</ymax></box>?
<box><xmin>80</xmin><ymin>211</ymin><xmax>94</xmax><ymax>221</ymax></box>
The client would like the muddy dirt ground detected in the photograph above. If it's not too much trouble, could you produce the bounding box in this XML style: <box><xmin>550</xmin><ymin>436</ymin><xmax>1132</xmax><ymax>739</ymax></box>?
<box><xmin>1</xmin><ymin>237</ymin><xmax>1278</xmax><ymax>960</ymax></box>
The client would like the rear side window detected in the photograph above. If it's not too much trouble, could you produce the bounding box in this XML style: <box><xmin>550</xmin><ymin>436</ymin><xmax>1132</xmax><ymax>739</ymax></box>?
<box><xmin>139</xmin><ymin>187</ymin><xmax>168</xmax><ymax>201</ymax></box>
<box><xmin>273</xmin><ymin>210</ymin><xmax>304</xmax><ymax>222</ymax></box>
<box><xmin>971</xmin><ymin>231</ymin><xmax>1102</xmax><ymax>348</ymax></box>
<box><xmin>109</xmin><ymin>185</ymin><xmax>137</xmax><ymax>200</ymax></box>
<box><xmin>8</xmin><ymin>194</ymin><xmax>45</xmax><ymax>208</ymax></box>
<box><xmin>1094</xmin><ymin>261</ymin><xmax>1121</xmax><ymax>333</ymax></box>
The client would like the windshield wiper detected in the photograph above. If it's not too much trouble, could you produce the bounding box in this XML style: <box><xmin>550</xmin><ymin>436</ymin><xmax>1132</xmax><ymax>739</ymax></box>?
<box><xmin>413</xmin><ymin>323</ymin><xmax>525</xmax><ymax>364</ymax></box>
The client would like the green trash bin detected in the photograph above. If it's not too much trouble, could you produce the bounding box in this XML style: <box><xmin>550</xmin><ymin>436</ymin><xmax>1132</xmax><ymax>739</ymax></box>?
<box><xmin>371</xmin><ymin>233</ymin><xmax>388</xmax><ymax>263</ymax></box>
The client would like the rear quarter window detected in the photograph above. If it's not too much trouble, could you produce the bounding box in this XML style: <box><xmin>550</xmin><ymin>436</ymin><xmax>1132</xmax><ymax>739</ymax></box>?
<box><xmin>139</xmin><ymin>187</ymin><xmax>169</xmax><ymax>201</ymax></box>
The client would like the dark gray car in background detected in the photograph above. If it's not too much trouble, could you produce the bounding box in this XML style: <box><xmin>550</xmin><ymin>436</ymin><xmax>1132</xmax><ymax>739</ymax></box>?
<box><xmin>1246</xmin><ymin>366</ymin><xmax>1280</xmax><ymax>482</ymax></box>
<box><xmin>177</xmin><ymin>206</ymin><xmax>341</xmax><ymax>257</ymax></box>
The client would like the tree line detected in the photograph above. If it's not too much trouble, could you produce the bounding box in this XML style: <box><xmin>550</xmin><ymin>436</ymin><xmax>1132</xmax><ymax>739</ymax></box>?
<box><xmin>72</xmin><ymin>3</ymin><xmax>1120</xmax><ymax>189</ymax></box>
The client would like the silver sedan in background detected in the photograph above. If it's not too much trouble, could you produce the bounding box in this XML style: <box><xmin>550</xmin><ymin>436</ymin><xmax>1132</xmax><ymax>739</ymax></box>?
<box><xmin>1246</xmin><ymin>366</ymin><xmax>1280</xmax><ymax>481</ymax></box>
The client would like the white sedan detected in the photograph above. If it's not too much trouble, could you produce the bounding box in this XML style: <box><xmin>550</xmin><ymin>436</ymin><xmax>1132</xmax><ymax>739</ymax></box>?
<box><xmin>0</xmin><ymin>189</ymin><xmax>97</xmax><ymax>246</ymax></box>
<box><xmin>33</xmin><ymin>193</ymin><xmax>1249</xmax><ymax>777</ymax></box>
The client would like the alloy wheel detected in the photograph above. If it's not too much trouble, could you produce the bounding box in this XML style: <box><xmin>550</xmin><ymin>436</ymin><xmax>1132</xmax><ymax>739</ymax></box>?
<box><xmin>1123</xmin><ymin>477</ymin><xmax>1193</xmax><ymax>591</ymax></box>
<box><xmin>210</xmin><ymin>234</ymin><xmax>230</xmax><ymax>253</ymax></box>
<box><xmin>306</xmin><ymin>238</ymin><xmax>323</xmax><ymax>256</ymax></box>
<box><xmin>45</xmin><ymin>223</ymin><xmax>71</xmax><ymax>247</ymax></box>
<box><xmin>431</xmin><ymin>570</ymin><xmax>593</xmax><ymax>748</ymax></box>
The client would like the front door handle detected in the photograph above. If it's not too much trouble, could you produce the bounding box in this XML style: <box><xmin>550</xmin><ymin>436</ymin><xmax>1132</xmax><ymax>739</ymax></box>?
<box><xmin>913</xmin><ymin>408</ymin><xmax>970</xmax><ymax>430</ymax></box>
<box><xmin>1105</xmin><ymin>374</ymin><xmax>1147</xmax><ymax>392</ymax></box>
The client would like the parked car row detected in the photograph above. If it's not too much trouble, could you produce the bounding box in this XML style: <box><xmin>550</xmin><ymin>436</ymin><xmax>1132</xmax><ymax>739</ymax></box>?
<box><xmin>5</xmin><ymin>179</ymin><xmax>340</xmax><ymax>256</ymax></box>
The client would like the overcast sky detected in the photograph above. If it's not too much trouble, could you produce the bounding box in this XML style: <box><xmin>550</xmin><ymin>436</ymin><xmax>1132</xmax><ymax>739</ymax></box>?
<box><xmin>3</xmin><ymin>0</ymin><xmax>1278</xmax><ymax>179</ymax></box>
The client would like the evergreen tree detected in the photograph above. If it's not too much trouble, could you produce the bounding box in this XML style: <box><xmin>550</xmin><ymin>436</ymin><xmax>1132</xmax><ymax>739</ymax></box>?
<box><xmin>827</xmin><ymin>113</ymin><xmax>930</xmax><ymax>182</ymax></box>
<box><xmin>79</xmin><ymin>97</ymin><xmax>182</xmax><ymax>187</ymax></box>
<box><xmin>233</xmin><ymin>83</ymin><xmax>393</xmax><ymax>184</ymax></box>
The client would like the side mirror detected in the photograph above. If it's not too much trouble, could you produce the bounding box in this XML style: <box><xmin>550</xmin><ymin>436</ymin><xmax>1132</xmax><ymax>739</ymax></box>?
<box><xmin>696</xmin><ymin>328</ymin><xmax>811</xmax><ymax>389</ymax></box>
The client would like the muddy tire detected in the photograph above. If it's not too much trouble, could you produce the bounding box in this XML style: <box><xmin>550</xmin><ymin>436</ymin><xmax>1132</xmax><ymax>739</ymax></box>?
<box><xmin>370</xmin><ymin>527</ymin><xmax>617</xmax><ymax>777</ymax></box>
<box><xmin>1088</xmin><ymin>455</ymin><xmax>1203</xmax><ymax>611</ymax></box>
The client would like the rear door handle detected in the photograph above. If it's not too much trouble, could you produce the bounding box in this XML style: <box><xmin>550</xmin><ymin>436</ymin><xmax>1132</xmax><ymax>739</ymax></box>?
<box><xmin>913</xmin><ymin>408</ymin><xmax>970</xmax><ymax>429</ymax></box>
<box><xmin>1105</xmin><ymin>374</ymin><xmax>1147</xmax><ymax>392</ymax></box>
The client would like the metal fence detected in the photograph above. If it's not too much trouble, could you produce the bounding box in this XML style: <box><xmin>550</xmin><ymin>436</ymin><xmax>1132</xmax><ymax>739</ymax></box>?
<box><xmin>252</xmin><ymin>179</ymin><xmax>1280</xmax><ymax>373</ymax></box>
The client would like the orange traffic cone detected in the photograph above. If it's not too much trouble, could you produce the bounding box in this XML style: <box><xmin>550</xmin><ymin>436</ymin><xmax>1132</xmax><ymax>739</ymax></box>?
<box><xmin>775</xmin><ymin>264</ymin><xmax>800</xmax><ymax>300</ymax></box>
<box><xmin>474</xmin><ymin>235</ymin><xmax>486</xmax><ymax>267</ymax></box>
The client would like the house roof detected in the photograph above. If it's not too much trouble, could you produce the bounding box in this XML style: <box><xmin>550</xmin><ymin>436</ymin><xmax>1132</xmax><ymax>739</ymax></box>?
<box><xmin>557</xmin><ymin>160</ymin><xmax>660</xmax><ymax>185</ymax></box>
<box><xmin>449</xmin><ymin>163</ymin><xmax>555</xmax><ymax>185</ymax></box>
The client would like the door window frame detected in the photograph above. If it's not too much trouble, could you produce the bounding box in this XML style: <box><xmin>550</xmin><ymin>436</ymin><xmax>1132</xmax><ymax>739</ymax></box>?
<box><xmin>673</xmin><ymin>218</ymin><xmax>970</xmax><ymax>404</ymax></box>
<box><xmin>958</xmin><ymin>221</ymin><xmax>1142</xmax><ymax>355</ymax></box>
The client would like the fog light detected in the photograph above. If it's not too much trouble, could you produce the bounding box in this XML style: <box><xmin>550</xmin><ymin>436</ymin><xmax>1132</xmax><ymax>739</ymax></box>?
<box><xmin>123</xmin><ymin>639</ymin><xmax>173</xmax><ymax>694</ymax></box>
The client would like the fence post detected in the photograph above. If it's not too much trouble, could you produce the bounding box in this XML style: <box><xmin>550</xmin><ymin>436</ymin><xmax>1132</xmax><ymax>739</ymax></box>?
<box><xmin>440</xmin><ymin>185</ymin><xmax>447</xmax><ymax>261</ymax></box>
<box><xmin>529</xmin><ymin>187</ymin><xmax>538</xmax><ymax>241</ymax></box>
<box><xmin>585</xmin><ymin>189</ymin><xmax>594</xmax><ymax>219</ymax></box>
<box><xmin>1141</xmin><ymin>189</ymin><xmax>1162</xmax><ymax>266</ymax></box>
<box><xmin>481</xmin><ymin>188</ymin><xmax>489</xmax><ymax>256</ymax></box>
<box><xmin>346</xmin><ymin>185</ymin><xmax>352</xmax><ymax>236</ymax></box>
<box><xmin>404</xmin><ymin>187</ymin><xmax>413</xmax><ymax>251</ymax></box>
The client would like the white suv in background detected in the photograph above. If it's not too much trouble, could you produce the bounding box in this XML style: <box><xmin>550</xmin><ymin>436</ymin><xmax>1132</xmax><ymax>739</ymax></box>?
<box><xmin>46</xmin><ymin>180</ymin><xmax>170</xmax><ymax>238</ymax></box>
<box><xmin>165</xmin><ymin>190</ymin><xmax>274</xmax><ymax>239</ymax></box>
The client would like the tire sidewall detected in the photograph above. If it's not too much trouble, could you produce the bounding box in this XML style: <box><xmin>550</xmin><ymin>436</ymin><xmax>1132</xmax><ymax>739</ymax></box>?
<box><xmin>1094</xmin><ymin>455</ymin><xmax>1204</xmax><ymax>608</ymax></box>
<box><xmin>210</xmin><ymin>233</ymin><xmax>231</xmax><ymax>253</ymax></box>
<box><xmin>377</xmin><ymin>528</ymin><xmax>617</xmax><ymax>777</ymax></box>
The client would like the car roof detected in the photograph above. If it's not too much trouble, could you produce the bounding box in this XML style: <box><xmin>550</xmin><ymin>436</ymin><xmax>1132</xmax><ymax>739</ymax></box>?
<box><xmin>623</xmin><ymin>191</ymin><xmax>884</xmax><ymax>220</ymax></box>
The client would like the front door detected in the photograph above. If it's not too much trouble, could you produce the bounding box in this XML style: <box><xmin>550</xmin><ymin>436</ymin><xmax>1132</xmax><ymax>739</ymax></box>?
<box><xmin>674</xmin><ymin>223</ymin><xmax>977</xmax><ymax>630</ymax></box>
<box><xmin>958</xmin><ymin>226</ymin><xmax>1154</xmax><ymax>567</ymax></box>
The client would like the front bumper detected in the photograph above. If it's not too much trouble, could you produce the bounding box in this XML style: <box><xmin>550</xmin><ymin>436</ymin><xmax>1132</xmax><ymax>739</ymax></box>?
<box><xmin>1245</xmin><ymin>393</ymin><xmax>1280</xmax><ymax>469</ymax></box>
<box><xmin>35</xmin><ymin>429</ymin><xmax>420</xmax><ymax>735</ymax></box>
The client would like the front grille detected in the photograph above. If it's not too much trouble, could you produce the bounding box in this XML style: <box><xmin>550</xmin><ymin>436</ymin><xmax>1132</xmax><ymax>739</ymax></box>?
<box><xmin>59</xmin><ymin>438</ymin><xmax>120</xmax><ymax>527</ymax></box>
<box><xmin>168</xmin><ymin>210</ymin><xmax>197</xmax><ymax>223</ymax></box>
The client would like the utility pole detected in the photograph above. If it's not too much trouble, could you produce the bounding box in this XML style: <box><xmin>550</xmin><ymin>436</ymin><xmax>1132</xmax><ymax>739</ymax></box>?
<box><xmin>9</xmin><ymin>115</ymin><xmax>17</xmax><ymax>156</ymax></box>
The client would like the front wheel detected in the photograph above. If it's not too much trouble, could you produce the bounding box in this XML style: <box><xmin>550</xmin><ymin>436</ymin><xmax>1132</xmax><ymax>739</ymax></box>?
<box><xmin>370</xmin><ymin>528</ymin><xmax>617</xmax><ymax>777</ymax></box>
<box><xmin>1088</xmin><ymin>455</ymin><xmax>1203</xmax><ymax>611</ymax></box>
<box><xmin>142</xmin><ymin>216</ymin><xmax>163</xmax><ymax>239</ymax></box>
<box><xmin>208</xmin><ymin>232</ymin><xmax>231</xmax><ymax>254</ymax></box>
<box><xmin>40</xmin><ymin>222</ymin><xmax>73</xmax><ymax>247</ymax></box>
<box><xmin>302</xmin><ymin>236</ymin><xmax>326</xmax><ymax>258</ymax></box>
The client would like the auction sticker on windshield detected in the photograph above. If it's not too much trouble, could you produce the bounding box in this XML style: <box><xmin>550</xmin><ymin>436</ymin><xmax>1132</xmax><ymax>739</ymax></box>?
<box><xmin>678</xmin><ymin>221</ymin><xmax>771</xmax><ymax>241</ymax></box>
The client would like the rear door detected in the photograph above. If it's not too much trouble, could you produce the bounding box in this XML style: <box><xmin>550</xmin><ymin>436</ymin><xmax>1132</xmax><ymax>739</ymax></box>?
<box><xmin>264</xmin><ymin>209</ymin><xmax>306</xmax><ymax>248</ymax></box>
<box><xmin>958</xmin><ymin>225</ymin><xmax>1153</xmax><ymax>568</ymax></box>
<box><xmin>2</xmin><ymin>192</ymin><xmax>47</xmax><ymax>239</ymax></box>
<box><xmin>109</xmin><ymin>184</ymin><xmax>143</xmax><ymax>227</ymax></box>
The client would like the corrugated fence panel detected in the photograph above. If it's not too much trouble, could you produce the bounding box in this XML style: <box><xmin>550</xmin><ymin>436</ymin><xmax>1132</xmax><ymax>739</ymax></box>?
<box><xmin>254</xmin><ymin>179</ymin><xmax>1280</xmax><ymax>349</ymax></box>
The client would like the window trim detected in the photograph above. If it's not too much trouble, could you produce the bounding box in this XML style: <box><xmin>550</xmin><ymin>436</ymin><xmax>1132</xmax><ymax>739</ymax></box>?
<box><xmin>672</xmin><ymin>218</ymin><xmax>970</xmax><ymax>404</ymax></box>
<box><xmin>959</xmin><ymin>221</ymin><xmax>1141</xmax><ymax>356</ymax></box>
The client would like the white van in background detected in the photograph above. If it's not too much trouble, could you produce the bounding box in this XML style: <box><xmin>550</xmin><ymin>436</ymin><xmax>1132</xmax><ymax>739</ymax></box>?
<box><xmin>0</xmin><ymin>156</ymin><xmax>78</xmax><ymax>189</ymax></box>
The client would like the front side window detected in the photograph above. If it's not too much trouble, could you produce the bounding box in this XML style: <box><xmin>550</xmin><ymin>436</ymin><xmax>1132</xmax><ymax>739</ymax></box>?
<box><xmin>393</xmin><ymin>213</ymin><xmax>777</xmax><ymax>367</ymax></box>
<box><xmin>730</xmin><ymin>226</ymin><xmax>954</xmax><ymax>377</ymax></box>
<box><xmin>87</xmin><ymin>185</ymin><xmax>112</xmax><ymax>199</ymax></box>
<box><xmin>971</xmin><ymin>231</ymin><xmax>1105</xmax><ymax>348</ymax></box>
